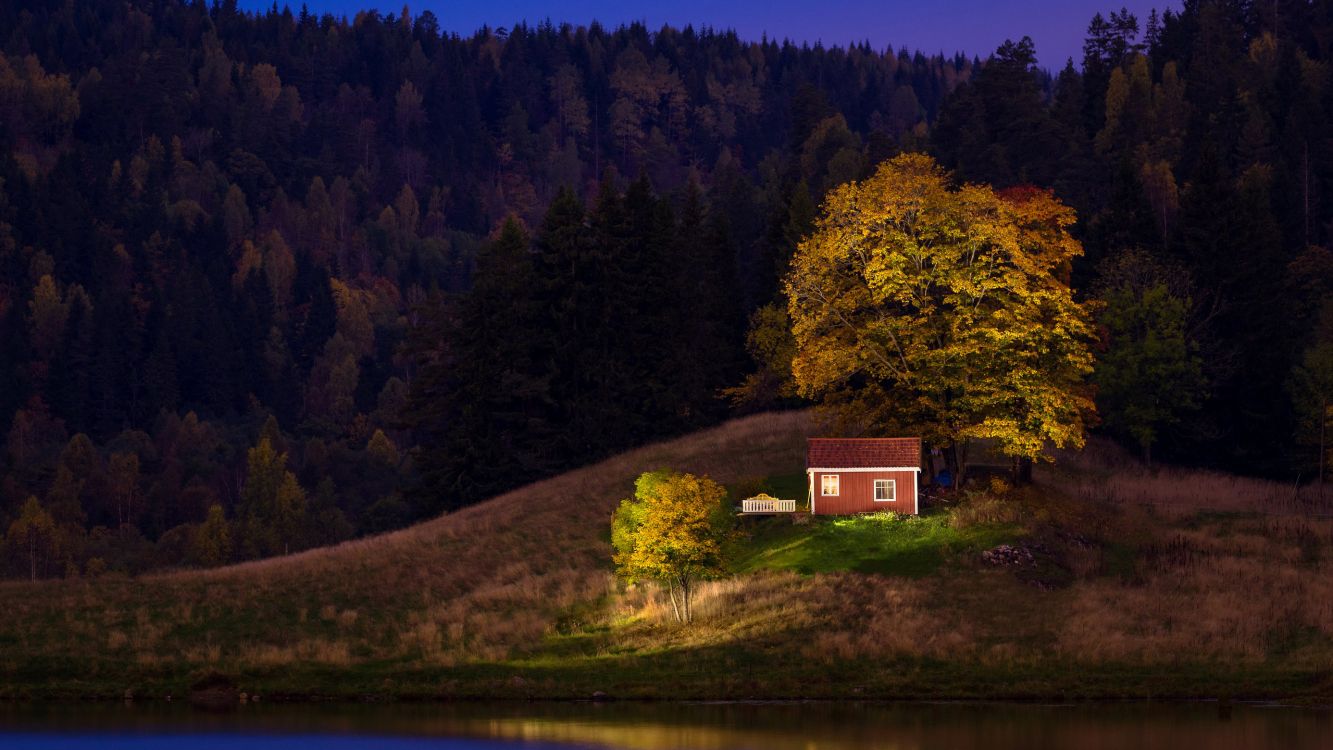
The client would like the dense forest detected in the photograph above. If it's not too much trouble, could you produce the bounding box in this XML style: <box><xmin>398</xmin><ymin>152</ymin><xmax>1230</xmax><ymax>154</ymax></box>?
<box><xmin>1</xmin><ymin>0</ymin><xmax>1331</xmax><ymax>579</ymax></box>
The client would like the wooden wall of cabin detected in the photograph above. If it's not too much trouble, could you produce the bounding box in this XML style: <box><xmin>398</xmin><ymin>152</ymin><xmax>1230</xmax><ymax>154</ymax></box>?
<box><xmin>811</xmin><ymin>470</ymin><xmax>918</xmax><ymax>515</ymax></box>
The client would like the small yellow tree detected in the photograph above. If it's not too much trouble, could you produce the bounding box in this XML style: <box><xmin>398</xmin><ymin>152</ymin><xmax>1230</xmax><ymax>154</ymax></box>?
<box><xmin>366</xmin><ymin>429</ymin><xmax>399</xmax><ymax>465</ymax></box>
<box><xmin>786</xmin><ymin>152</ymin><xmax>1098</xmax><ymax>484</ymax></box>
<box><xmin>8</xmin><ymin>496</ymin><xmax>55</xmax><ymax>581</ymax></box>
<box><xmin>192</xmin><ymin>504</ymin><xmax>232</xmax><ymax>567</ymax></box>
<box><xmin>240</xmin><ymin>437</ymin><xmax>307</xmax><ymax>557</ymax></box>
<box><xmin>612</xmin><ymin>471</ymin><xmax>731</xmax><ymax>623</ymax></box>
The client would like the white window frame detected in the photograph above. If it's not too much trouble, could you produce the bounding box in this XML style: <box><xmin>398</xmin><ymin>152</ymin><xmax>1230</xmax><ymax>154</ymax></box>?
<box><xmin>874</xmin><ymin>479</ymin><xmax>896</xmax><ymax>502</ymax></box>
<box><xmin>821</xmin><ymin>474</ymin><xmax>840</xmax><ymax>496</ymax></box>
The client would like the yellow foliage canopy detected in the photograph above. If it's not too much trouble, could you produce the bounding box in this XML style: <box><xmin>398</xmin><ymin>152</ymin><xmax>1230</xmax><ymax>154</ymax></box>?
<box><xmin>611</xmin><ymin>471</ymin><xmax>731</xmax><ymax>622</ymax></box>
<box><xmin>785</xmin><ymin>153</ymin><xmax>1097</xmax><ymax>461</ymax></box>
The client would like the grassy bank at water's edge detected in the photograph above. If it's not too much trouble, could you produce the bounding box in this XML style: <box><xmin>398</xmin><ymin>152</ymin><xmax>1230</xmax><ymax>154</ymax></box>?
<box><xmin>3</xmin><ymin>411</ymin><xmax>1333</xmax><ymax>702</ymax></box>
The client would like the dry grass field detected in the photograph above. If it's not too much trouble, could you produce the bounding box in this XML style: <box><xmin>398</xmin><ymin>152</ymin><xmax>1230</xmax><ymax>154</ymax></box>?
<box><xmin>2</xmin><ymin>412</ymin><xmax>1333</xmax><ymax>701</ymax></box>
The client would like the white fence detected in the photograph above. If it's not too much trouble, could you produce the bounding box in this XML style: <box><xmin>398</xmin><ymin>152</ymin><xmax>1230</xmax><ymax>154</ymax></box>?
<box><xmin>742</xmin><ymin>497</ymin><xmax>796</xmax><ymax>513</ymax></box>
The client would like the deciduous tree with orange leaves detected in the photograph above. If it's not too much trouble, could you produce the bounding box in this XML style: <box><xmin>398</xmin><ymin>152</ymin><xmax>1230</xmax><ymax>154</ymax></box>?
<box><xmin>786</xmin><ymin>153</ymin><xmax>1098</xmax><ymax>485</ymax></box>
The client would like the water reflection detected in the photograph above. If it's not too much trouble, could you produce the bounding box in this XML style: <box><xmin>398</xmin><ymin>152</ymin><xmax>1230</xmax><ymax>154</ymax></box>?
<box><xmin>0</xmin><ymin>737</ymin><xmax>570</xmax><ymax>749</ymax></box>
<box><xmin>1</xmin><ymin>700</ymin><xmax>1330</xmax><ymax>749</ymax></box>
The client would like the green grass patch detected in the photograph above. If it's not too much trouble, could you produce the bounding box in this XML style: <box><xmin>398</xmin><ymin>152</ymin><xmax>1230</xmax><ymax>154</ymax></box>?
<box><xmin>730</xmin><ymin>511</ymin><xmax>1020</xmax><ymax>578</ymax></box>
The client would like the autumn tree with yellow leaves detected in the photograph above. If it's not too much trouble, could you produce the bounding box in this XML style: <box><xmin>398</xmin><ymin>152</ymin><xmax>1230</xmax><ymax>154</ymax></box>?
<box><xmin>786</xmin><ymin>153</ymin><xmax>1098</xmax><ymax>485</ymax></box>
<box><xmin>612</xmin><ymin>471</ymin><xmax>732</xmax><ymax>624</ymax></box>
<box><xmin>7</xmin><ymin>497</ymin><xmax>55</xmax><ymax>582</ymax></box>
<box><xmin>238</xmin><ymin>437</ymin><xmax>307</xmax><ymax>557</ymax></box>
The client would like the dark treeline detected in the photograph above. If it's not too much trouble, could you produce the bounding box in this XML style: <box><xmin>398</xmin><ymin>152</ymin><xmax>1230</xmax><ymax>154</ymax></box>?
<box><xmin>4</xmin><ymin>0</ymin><xmax>1333</xmax><ymax>580</ymax></box>
<box><xmin>931</xmin><ymin>1</ymin><xmax>1333</xmax><ymax>473</ymax></box>
<box><xmin>0</xmin><ymin>0</ymin><xmax>969</xmax><ymax>577</ymax></box>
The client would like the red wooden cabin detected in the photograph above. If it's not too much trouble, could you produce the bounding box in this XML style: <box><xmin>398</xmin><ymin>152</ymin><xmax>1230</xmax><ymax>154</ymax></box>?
<box><xmin>806</xmin><ymin>438</ymin><xmax>921</xmax><ymax>515</ymax></box>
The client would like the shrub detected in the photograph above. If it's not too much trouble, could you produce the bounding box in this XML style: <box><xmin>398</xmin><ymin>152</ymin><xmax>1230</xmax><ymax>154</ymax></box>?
<box><xmin>949</xmin><ymin>484</ymin><xmax>1024</xmax><ymax>529</ymax></box>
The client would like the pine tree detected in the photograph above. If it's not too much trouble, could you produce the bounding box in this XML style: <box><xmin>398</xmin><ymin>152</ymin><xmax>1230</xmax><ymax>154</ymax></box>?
<box><xmin>534</xmin><ymin>186</ymin><xmax>600</xmax><ymax>460</ymax></box>
<box><xmin>671</xmin><ymin>182</ymin><xmax>744</xmax><ymax>426</ymax></box>
<box><xmin>297</xmin><ymin>266</ymin><xmax>337</xmax><ymax>374</ymax></box>
<box><xmin>618</xmin><ymin>175</ymin><xmax>679</xmax><ymax>432</ymax></box>
<box><xmin>932</xmin><ymin>38</ymin><xmax>1060</xmax><ymax>189</ymax></box>
<box><xmin>577</xmin><ymin>178</ymin><xmax>639</xmax><ymax>453</ymax></box>
<box><xmin>47</xmin><ymin>291</ymin><xmax>94</xmax><ymax>433</ymax></box>
<box><xmin>406</xmin><ymin>217</ymin><xmax>553</xmax><ymax>511</ymax></box>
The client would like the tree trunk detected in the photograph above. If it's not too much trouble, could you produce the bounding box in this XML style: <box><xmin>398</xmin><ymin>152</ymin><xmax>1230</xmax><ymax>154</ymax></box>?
<box><xmin>29</xmin><ymin>536</ymin><xmax>37</xmax><ymax>582</ymax></box>
<box><xmin>953</xmin><ymin>441</ymin><xmax>970</xmax><ymax>489</ymax></box>
<box><xmin>680</xmin><ymin>576</ymin><xmax>691</xmax><ymax>624</ymax></box>
<box><xmin>940</xmin><ymin>445</ymin><xmax>957</xmax><ymax>485</ymax></box>
<box><xmin>1012</xmin><ymin>457</ymin><xmax>1033</xmax><ymax>485</ymax></box>
<box><xmin>1304</xmin><ymin>140</ymin><xmax>1311</xmax><ymax>247</ymax></box>
<box><xmin>666</xmin><ymin>579</ymin><xmax>682</xmax><ymax>623</ymax></box>
<box><xmin>1144</xmin><ymin>441</ymin><xmax>1152</xmax><ymax>468</ymax></box>
<box><xmin>1320</xmin><ymin>396</ymin><xmax>1327</xmax><ymax>502</ymax></box>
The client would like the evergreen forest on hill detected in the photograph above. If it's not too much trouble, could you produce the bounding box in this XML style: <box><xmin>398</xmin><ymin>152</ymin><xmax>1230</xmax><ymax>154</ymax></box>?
<box><xmin>2</xmin><ymin>0</ymin><xmax>1333</xmax><ymax>578</ymax></box>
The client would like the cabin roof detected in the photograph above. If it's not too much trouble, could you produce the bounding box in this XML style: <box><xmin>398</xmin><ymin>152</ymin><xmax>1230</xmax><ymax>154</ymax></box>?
<box><xmin>807</xmin><ymin>437</ymin><xmax>921</xmax><ymax>468</ymax></box>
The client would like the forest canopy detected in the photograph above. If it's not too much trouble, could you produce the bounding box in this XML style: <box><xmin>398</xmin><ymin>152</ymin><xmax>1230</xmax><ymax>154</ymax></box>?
<box><xmin>2</xmin><ymin>0</ymin><xmax>1333</xmax><ymax>578</ymax></box>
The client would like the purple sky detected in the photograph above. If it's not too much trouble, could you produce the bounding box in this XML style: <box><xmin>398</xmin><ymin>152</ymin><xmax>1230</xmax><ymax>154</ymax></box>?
<box><xmin>244</xmin><ymin>1</ymin><xmax>1174</xmax><ymax>70</ymax></box>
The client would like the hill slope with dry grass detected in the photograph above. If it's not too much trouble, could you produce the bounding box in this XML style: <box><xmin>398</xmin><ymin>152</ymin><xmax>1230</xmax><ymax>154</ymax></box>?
<box><xmin>3</xmin><ymin>410</ymin><xmax>1333</xmax><ymax>702</ymax></box>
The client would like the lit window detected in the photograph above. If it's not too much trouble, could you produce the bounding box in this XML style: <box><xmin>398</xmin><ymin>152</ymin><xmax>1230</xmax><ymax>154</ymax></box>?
<box><xmin>821</xmin><ymin>475</ymin><xmax>839</xmax><ymax>496</ymax></box>
<box><xmin>874</xmin><ymin>479</ymin><xmax>895</xmax><ymax>502</ymax></box>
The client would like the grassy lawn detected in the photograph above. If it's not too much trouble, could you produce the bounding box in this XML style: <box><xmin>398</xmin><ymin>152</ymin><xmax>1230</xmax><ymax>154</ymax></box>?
<box><xmin>731</xmin><ymin>508</ymin><xmax>1021</xmax><ymax>578</ymax></box>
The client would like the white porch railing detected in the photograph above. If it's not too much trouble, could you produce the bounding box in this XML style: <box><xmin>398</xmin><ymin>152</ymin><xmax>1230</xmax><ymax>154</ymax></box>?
<box><xmin>742</xmin><ymin>497</ymin><xmax>796</xmax><ymax>513</ymax></box>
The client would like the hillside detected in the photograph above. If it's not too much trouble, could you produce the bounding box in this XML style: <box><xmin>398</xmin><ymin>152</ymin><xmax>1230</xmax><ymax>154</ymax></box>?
<box><xmin>0</xmin><ymin>411</ymin><xmax>808</xmax><ymax>699</ymax></box>
<box><xmin>0</xmin><ymin>1</ymin><xmax>974</xmax><ymax>563</ymax></box>
<box><xmin>6</xmin><ymin>1</ymin><xmax>1333</xmax><ymax>581</ymax></box>
<box><xmin>3</xmin><ymin>410</ymin><xmax>1333</xmax><ymax>702</ymax></box>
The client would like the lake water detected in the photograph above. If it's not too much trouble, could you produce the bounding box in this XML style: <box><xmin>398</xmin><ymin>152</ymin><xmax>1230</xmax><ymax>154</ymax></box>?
<box><xmin>0</xmin><ymin>700</ymin><xmax>1330</xmax><ymax>749</ymax></box>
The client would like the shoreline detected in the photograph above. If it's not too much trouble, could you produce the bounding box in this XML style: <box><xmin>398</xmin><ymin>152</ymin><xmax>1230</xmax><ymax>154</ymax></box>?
<box><xmin>2</xmin><ymin>693</ymin><xmax>1330</xmax><ymax>708</ymax></box>
<box><xmin>3</xmin><ymin>673</ymin><xmax>1331</xmax><ymax>707</ymax></box>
